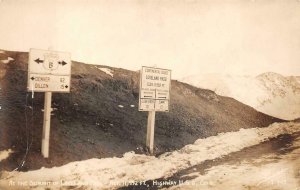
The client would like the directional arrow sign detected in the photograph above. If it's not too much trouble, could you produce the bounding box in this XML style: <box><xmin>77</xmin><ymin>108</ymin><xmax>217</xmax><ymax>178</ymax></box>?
<box><xmin>28</xmin><ymin>74</ymin><xmax>71</xmax><ymax>92</ymax></box>
<box><xmin>140</xmin><ymin>90</ymin><xmax>155</xmax><ymax>99</ymax></box>
<box><xmin>58</xmin><ymin>61</ymin><xmax>67</xmax><ymax>66</ymax></box>
<box><xmin>29</xmin><ymin>49</ymin><xmax>71</xmax><ymax>75</ymax></box>
<box><xmin>28</xmin><ymin>49</ymin><xmax>71</xmax><ymax>93</ymax></box>
<box><xmin>34</xmin><ymin>58</ymin><xmax>44</xmax><ymax>64</ymax></box>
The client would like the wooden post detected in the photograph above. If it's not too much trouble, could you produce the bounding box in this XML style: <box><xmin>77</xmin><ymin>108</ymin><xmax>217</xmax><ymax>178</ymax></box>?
<box><xmin>146</xmin><ymin>110</ymin><xmax>156</xmax><ymax>154</ymax></box>
<box><xmin>41</xmin><ymin>92</ymin><xmax>52</xmax><ymax>158</ymax></box>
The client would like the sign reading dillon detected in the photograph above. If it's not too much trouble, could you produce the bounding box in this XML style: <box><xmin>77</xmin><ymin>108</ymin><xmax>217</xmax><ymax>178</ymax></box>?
<box><xmin>139</xmin><ymin>66</ymin><xmax>171</xmax><ymax>112</ymax></box>
<box><xmin>27</xmin><ymin>48</ymin><xmax>71</xmax><ymax>158</ymax></box>
<box><xmin>27</xmin><ymin>49</ymin><xmax>71</xmax><ymax>93</ymax></box>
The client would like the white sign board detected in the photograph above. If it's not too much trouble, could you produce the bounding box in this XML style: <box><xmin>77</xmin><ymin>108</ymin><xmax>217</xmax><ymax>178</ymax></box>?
<box><xmin>139</xmin><ymin>66</ymin><xmax>171</xmax><ymax>112</ymax></box>
<box><xmin>27</xmin><ymin>49</ymin><xmax>71</xmax><ymax>93</ymax></box>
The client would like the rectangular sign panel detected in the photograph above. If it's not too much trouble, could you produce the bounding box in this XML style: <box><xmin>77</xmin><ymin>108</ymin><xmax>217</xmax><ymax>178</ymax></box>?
<box><xmin>27</xmin><ymin>49</ymin><xmax>71</xmax><ymax>93</ymax></box>
<box><xmin>29</xmin><ymin>49</ymin><xmax>71</xmax><ymax>75</ymax></box>
<box><xmin>139</xmin><ymin>66</ymin><xmax>171</xmax><ymax>112</ymax></box>
<box><xmin>139</xmin><ymin>99</ymin><xmax>155</xmax><ymax>111</ymax></box>
<box><xmin>28</xmin><ymin>74</ymin><xmax>70</xmax><ymax>92</ymax></box>
<box><xmin>154</xmin><ymin>100</ymin><xmax>169</xmax><ymax>112</ymax></box>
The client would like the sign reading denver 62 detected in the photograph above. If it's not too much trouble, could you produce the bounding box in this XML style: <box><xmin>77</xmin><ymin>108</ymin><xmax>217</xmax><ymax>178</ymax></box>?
<box><xmin>139</xmin><ymin>66</ymin><xmax>171</xmax><ymax>112</ymax></box>
<box><xmin>27</xmin><ymin>49</ymin><xmax>71</xmax><ymax>93</ymax></box>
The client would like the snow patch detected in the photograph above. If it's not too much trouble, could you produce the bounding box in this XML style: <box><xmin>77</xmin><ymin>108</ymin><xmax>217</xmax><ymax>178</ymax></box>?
<box><xmin>97</xmin><ymin>67</ymin><xmax>114</xmax><ymax>77</ymax></box>
<box><xmin>1</xmin><ymin>60</ymin><xmax>9</xmax><ymax>64</ymax></box>
<box><xmin>118</xmin><ymin>105</ymin><xmax>124</xmax><ymax>108</ymax></box>
<box><xmin>1</xmin><ymin>122</ymin><xmax>299</xmax><ymax>189</ymax></box>
<box><xmin>0</xmin><ymin>149</ymin><xmax>13</xmax><ymax>162</ymax></box>
<box><xmin>1</xmin><ymin>57</ymin><xmax>14</xmax><ymax>64</ymax></box>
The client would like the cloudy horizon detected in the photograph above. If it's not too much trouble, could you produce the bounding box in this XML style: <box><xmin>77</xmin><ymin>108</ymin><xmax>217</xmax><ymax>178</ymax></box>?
<box><xmin>0</xmin><ymin>0</ymin><xmax>300</xmax><ymax>79</ymax></box>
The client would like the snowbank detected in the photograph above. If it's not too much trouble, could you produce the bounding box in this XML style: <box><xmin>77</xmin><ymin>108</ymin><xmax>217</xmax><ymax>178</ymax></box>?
<box><xmin>167</xmin><ymin>132</ymin><xmax>300</xmax><ymax>190</ymax></box>
<box><xmin>1</xmin><ymin>122</ymin><xmax>299</xmax><ymax>190</ymax></box>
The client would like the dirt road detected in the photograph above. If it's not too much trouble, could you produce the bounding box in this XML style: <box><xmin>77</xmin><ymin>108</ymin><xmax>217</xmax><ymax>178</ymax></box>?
<box><xmin>120</xmin><ymin>131</ymin><xmax>300</xmax><ymax>190</ymax></box>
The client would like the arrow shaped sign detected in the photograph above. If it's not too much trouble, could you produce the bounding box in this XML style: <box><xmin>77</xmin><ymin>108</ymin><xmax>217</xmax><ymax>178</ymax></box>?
<box><xmin>34</xmin><ymin>58</ymin><xmax>44</xmax><ymax>64</ymax></box>
<box><xmin>28</xmin><ymin>49</ymin><xmax>71</xmax><ymax>93</ymax></box>
<box><xmin>159</xmin><ymin>97</ymin><xmax>167</xmax><ymax>99</ymax></box>
<box><xmin>58</xmin><ymin>61</ymin><xmax>67</xmax><ymax>66</ymax></box>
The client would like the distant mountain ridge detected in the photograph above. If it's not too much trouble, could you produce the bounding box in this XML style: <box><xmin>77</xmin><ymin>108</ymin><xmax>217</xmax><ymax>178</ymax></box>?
<box><xmin>181</xmin><ymin>72</ymin><xmax>300</xmax><ymax>120</ymax></box>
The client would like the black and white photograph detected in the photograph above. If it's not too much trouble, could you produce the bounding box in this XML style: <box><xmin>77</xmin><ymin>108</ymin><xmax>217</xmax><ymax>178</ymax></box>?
<box><xmin>0</xmin><ymin>0</ymin><xmax>299</xmax><ymax>189</ymax></box>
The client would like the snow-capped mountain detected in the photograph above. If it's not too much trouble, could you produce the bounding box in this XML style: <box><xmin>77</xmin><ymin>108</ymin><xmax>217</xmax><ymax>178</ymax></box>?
<box><xmin>181</xmin><ymin>72</ymin><xmax>300</xmax><ymax>120</ymax></box>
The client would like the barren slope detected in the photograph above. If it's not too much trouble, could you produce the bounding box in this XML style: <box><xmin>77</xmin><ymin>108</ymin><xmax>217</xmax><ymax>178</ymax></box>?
<box><xmin>0</xmin><ymin>50</ymin><xmax>282</xmax><ymax>171</ymax></box>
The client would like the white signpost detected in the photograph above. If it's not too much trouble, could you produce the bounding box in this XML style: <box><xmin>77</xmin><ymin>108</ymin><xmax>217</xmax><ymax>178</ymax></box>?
<box><xmin>139</xmin><ymin>66</ymin><xmax>171</xmax><ymax>154</ymax></box>
<box><xmin>27</xmin><ymin>48</ymin><xmax>71</xmax><ymax>158</ymax></box>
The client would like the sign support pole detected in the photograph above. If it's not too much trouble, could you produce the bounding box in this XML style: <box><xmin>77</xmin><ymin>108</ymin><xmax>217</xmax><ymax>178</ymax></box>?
<box><xmin>146</xmin><ymin>110</ymin><xmax>156</xmax><ymax>154</ymax></box>
<box><xmin>28</xmin><ymin>48</ymin><xmax>71</xmax><ymax>158</ymax></box>
<box><xmin>41</xmin><ymin>91</ymin><xmax>52</xmax><ymax>158</ymax></box>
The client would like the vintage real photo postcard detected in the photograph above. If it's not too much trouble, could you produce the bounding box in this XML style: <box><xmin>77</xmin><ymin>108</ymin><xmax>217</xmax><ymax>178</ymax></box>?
<box><xmin>0</xmin><ymin>0</ymin><xmax>299</xmax><ymax>189</ymax></box>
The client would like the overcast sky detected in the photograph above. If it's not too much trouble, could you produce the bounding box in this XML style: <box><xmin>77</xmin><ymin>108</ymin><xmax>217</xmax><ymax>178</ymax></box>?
<box><xmin>0</xmin><ymin>0</ymin><xmax>299</xmax><ymax>79</ymax></box>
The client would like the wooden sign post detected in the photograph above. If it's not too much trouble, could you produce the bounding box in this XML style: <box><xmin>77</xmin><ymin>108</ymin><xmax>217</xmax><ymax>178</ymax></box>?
<box><xmin>27</xmin><ymin>48</ymin><xmax>71</xmax><ymax>158</ymax></box>
<box><xmin>146</xmin><ymin>110</ymin><xmax>156</xmax><ymax>152</ymax></box>
<box><xmin>41</xmin><ymin>91</ymin><xmax>52</xmax><ymax>157</ymax></box>
<box><xmin>139</xmin><ymin>66</ymin><xmax>171</xmax><ymax>154</ymax></box>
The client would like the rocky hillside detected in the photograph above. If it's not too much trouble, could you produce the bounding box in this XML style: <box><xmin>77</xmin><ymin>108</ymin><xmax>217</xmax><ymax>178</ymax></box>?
<box><xmin>0</xmin><ymin>50</ymin><xmax>282</xmax><ymax>171</ymax></box>
<box><xmin>182</xmin><ymin>73</ymin><xmax>300</xmax><ymax>120</ymax></box>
